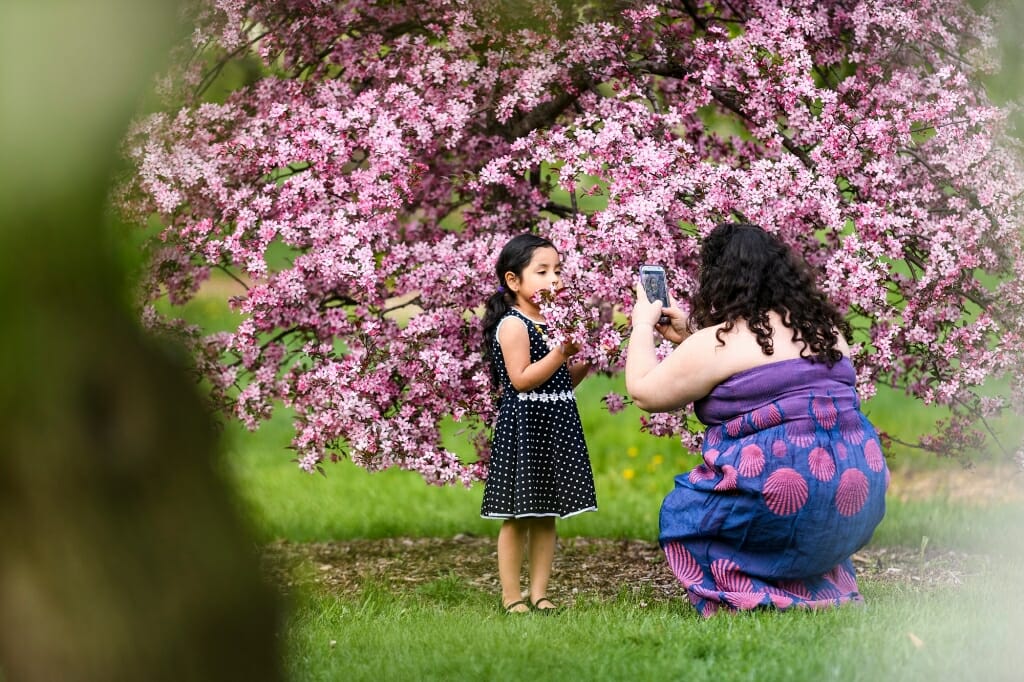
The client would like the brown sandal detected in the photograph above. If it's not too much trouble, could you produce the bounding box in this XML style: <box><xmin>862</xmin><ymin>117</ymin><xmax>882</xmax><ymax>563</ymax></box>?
<box><xmin>529</xmin><ymin>597</ymin><xmax>559</xmax><ymax>613</ymax></box>
<box><xmin>502</xmin><ymin>599</ymin><xmax>530</xmax><ymax>615</ymax></box>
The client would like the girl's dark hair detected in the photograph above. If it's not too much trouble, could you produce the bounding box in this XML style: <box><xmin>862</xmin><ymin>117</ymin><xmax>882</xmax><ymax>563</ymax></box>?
<box><xmin>689</xmin><ymin>223</ymin><xmax>852</xmax><ymax>365</ymax></box>
<box><xmin>481</xmin><ymin>233</ymin><xmax>556</xmax><ymax>387</ymax></box>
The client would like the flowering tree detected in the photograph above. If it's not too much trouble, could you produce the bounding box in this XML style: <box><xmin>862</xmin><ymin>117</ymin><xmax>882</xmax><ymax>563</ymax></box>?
<box><xmin>119</xmin><ymin>0</ymin><xmax>1024</xmax><ymax>483</ymax></box>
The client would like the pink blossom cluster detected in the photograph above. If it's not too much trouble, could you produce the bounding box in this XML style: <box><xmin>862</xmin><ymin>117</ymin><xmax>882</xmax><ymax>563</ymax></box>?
<box><xmin>119</xmin><ymin>0</ymin><xmax>1024</xmax><ymax>481</ymax></box>
<box><xmin>534</xmin><ymin>285</ymin><xmax>623</xmax><ymax>372</ymax></box>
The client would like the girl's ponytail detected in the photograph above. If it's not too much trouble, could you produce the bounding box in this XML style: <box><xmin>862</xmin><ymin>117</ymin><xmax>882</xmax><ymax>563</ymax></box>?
<box><xmin>481</xmin><ymin>287</ymin><xmax>512</xmax><ymax>388</ymax></box>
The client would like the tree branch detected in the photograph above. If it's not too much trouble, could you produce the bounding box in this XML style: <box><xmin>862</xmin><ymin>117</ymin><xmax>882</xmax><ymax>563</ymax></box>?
<box><xmin>382</xmin><ymin>295</ymin><xmax>422</xmax><ymax>316</ymax></box>
<box><xmin>901</xmin><ymin>246</ymin><xmax>993</xmax><ymax>309</ymax></box>
<box><xmin>501</xmin><ymin>85</ymin><xmax>591</xmax><ymax>141</ymax></box>
<box><xmin>193</xmin><ymin>22</ymin><xmax>283</xmax><ymax>100</ymax></box>
<box><xmin>216</xmin><ymin>264</ymin><xmax>250</xmax><ymax>292</ymax></box>
<box><xmin>542</xmin><ymin>202</ymin><xmax>574</xmax><ymax>218</ymax></box>
<box><xmin>629</xmin><ymin>60</ymin><xmax>817</xmax><ymax>170</ymax></box>
<box><xmin>954</xmin><ymin>395</ymin><xmax>1010</xmax><ymax>457</ymax></box>
<box><xmin>293</xmin><ymin>19</ymin><xmax>426</xmax><ymax>78</ymax></box>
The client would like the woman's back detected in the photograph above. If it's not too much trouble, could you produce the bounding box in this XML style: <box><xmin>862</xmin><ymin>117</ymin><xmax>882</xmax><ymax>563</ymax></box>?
<box><xmin>632</xmin><ymin>310</ymin><xmax>852</xmax><ymax>411</ymax></box>
<box><xmin>698</xmin><ymin>309</ymin><xmax>851</xmax><ymax>377</ymax></box>
<box><xmin>659</xmin><ymin>354</ymin><xmax>888</xmax><ymax>616</ymax></box>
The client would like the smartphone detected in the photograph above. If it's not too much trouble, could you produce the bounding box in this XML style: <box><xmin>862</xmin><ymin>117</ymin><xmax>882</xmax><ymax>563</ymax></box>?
<box><xmin>639</xmin><ymin>265</ymin><xmax>670</xmax><ymax>326</ymax></box>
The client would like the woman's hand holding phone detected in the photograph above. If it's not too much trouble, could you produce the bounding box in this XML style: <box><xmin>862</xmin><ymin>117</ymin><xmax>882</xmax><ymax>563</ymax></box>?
<box><xmin>633</xmin><ymin>266</ymin><xmax>690</xmax><ymax>344</ymax></box>
<box><xmin>632</xmin><ymin>277</ymin><xmax>666</xmax><ymax>329</ymax></box>
<box><xmin>639</xmin><ymin>265</ymin><xmax>670</xmax><ymax>326</ymax></box>
<box><xmin>655</xmin><ymin>305</ymin><xmax>690</xmax><ymax>344</ymax></box>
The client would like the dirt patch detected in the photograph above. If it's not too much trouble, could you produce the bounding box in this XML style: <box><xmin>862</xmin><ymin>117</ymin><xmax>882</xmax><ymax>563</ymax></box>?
<box><xmin>257</xmin><ymin>468</ymin><xmax>1015</xmax><ymax>603</ymax></box>
<box><xmin>261</xmin><ymin>536</ymin><xmax>988</xmax><ymax>604</ymax></box>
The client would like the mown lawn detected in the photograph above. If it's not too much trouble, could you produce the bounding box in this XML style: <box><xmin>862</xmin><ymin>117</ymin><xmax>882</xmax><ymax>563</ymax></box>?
<box><xmin>281</xmin><ymin>575</ymin><xmax>1023</xmax><ymax>682</ymax></box>
<box><xmin>219</xmin><ymin>375</ymin><xmax>1024</xmax><ymax>681</ymax></box>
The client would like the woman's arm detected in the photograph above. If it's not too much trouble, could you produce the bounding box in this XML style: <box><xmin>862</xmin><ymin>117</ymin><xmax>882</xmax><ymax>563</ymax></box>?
<box><xmin>624</xmin><ymin>282</ymin><xmax>735</xmax><ymax>412</ymax></box>
<box><xmin>499</xmin><ymin>318</ymin><xmax>578</xmax><ymax>392</ymax></box>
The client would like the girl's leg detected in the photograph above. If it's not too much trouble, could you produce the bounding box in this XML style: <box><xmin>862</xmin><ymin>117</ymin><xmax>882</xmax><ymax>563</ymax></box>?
<box><xmin>526</xmin><ymin>517</ymin><xmax>557</xmax><ymax>608</ymax></box>
<box><xmin>497</xmin><ymin>519</ymin><xmax>529</xmax><ymax>611</ymax></box>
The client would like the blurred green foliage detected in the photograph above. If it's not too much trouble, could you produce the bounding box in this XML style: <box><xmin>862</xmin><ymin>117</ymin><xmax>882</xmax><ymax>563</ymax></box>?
<box><xmin>0</xmin><ymin>2</ymin><xmax>282</xmax><ymax>680</ymax></box>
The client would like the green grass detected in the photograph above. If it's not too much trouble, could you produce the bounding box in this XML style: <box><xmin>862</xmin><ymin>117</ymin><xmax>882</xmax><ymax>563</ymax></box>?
<box><xmin>225</xmin><ymin>373</ymin><xmax>1024</xmax><ymax>681</ymax></box>
<box><xmin>222</xmin><ymin>371</ymin><xmax>1022</xmax><ymax>551</ymax></box>
<box><xmin>281</xmin><ymin>570</ymin><xmax>1024</xmax><ymax>682</ymax></box>
<box><xmin>870</xmin><ymin>496</ymin><xmax>1024</xmax><ymax>552</ymax></box>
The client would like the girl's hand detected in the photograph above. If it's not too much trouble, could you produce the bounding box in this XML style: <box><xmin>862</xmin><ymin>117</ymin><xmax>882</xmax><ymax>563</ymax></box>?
<box><xmin>560</xmin><ymin>341</ymin><xmax>582</xmax><ymax>358</ymax></box>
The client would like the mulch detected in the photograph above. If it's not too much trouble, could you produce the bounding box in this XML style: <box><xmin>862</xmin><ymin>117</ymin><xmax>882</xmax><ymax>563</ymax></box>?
<box><xmin>261</xmin><ymin>535</ymin><xmax>988</xmax><ymax>604</ymax></box>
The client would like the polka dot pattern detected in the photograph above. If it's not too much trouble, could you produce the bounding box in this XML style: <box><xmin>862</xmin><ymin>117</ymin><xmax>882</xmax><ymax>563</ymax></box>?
<box><xmin>480</xmin><ymin>310</ymin><xmax>597</xmax><ymax>520</ymax></box>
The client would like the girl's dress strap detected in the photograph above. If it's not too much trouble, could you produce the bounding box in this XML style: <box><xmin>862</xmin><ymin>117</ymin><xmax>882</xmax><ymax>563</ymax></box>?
<box><xmin>495</xmin><ymin>312</ymin><xmax>528</xmax><ymax>339</ymax></box>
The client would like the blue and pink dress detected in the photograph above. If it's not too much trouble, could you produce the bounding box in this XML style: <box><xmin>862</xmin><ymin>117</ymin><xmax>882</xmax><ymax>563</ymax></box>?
<box><xmin>660</xmin><ymin>357</ymin><xmax>888</xmax><ymax>617</ymax></box>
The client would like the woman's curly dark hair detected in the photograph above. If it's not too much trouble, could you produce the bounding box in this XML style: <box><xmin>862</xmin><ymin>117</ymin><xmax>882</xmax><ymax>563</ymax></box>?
<box><xmin>689</xmin><ymin>223</ymin><xmax>852</xmax><ymax>365</ymax></box>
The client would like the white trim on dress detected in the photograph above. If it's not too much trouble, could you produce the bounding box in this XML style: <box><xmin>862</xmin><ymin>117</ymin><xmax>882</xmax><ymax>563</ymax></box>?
<box><xmin>516</xmin><ymin>390</ymin><xmax>575</xmax><ymax>402</ymax></box>
<box><xmin>481</xmin><ymin>506</ymin><xmax>598</xmax><ymax>520</ymax></box>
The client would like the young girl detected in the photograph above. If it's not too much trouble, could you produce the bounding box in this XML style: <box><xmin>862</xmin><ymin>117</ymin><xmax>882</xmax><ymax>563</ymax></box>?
<box><xmin>480</xmin><ymin>233</ymin><xmax>597</xmax><ymax>614</ymax></box>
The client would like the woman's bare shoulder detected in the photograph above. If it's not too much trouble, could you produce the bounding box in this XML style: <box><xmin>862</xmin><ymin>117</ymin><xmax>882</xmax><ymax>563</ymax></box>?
<box><xmin>772</xmin><ymin>309</ymin><xmax>852</xmax><ymax>358</ymax></box>
<box><xmin>691</xmin><ymin>315</ymin><xmax>802</xmax><ymax>371</ymax></box>
<box><xmin>677</xmin><ymin>322</ymin><xmax>762</xmax><ymax>378</ymax></box>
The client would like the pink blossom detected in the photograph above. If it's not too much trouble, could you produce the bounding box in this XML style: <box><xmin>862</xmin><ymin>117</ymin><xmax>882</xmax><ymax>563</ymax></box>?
<box><xmin>118</xmin><ymin>0</ymin><xmax>1024</xmax><ymax>480</ymax></box>
<box><xmin>603</xmin><ymin>393</ymin><xmax>627</xmax><ymax>415</ymax></box>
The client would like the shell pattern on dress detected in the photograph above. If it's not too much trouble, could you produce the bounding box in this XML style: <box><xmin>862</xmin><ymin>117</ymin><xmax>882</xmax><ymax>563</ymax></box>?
<box><xmin>660</xmin><ymin>357</ymin><xmax>888</xmax><ymax>616</ymax></box>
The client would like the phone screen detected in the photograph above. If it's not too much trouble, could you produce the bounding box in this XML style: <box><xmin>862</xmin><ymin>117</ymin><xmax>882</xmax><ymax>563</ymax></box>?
<box><xmin>640</xmin><ymin>265</ymin><xmax>669</xmax><ymax>307</ymax></box>
<box><xmin>640</xmin><ymin>265</ymin><xmax>670</xmax><ymax>325</ymax></box>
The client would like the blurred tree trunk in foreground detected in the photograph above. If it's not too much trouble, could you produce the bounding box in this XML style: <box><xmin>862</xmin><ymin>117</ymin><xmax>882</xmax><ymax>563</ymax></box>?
<box><xmin>0</xmin><ymin>2</ymin><xmax>282</xmax><ymax>680</ymax></box>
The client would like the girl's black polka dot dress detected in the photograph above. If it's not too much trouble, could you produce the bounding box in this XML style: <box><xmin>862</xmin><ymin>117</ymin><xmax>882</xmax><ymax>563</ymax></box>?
<box><xmin>481</xmin><ymin>308</ymin><xmax>598</xmax><ymax>520</ymax></box>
